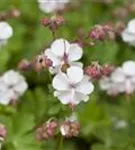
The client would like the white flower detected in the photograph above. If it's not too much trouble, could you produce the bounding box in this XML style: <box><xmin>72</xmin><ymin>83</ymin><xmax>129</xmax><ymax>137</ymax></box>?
<box><xmin>0</xmin><ymin>70</ymin><xmax>28</xmax><ymax>105</ymax></box>
<box><xmin>44</xmin><ymin>39</ymin><xmax>83</xmax><ymax>74</ymax></box>
<box><xmin>0</xmin><ymin>21</ymin><xmax>13</xmax><ymax>47</ymax></box>
<box><xmin>52</xmin><ymin>66</ymin><xmax>94</xmax><ymax>105</ymax></box>
<box><xmin>100</xmin><ymin>60</ymin><xmax>135</xmax><ymax>95</ymax></box>
<box><xmin>111</xmin><ymin>61</ymin><xmax>135</xmax><ymax>94</ymax></box>
<box><xmin>38</xmin><ymin>0</ymin><xmax>69</xmax><ymax>13</ymax></box>
<box><xmin>122</xmin><ymin>19</ymin><xmax>135</xmax><ymax>46</ymax></box>
<box><xmin>99</xmin><ymin>77</ymin><xmax>122</xmax><ymax>96</ymax></box>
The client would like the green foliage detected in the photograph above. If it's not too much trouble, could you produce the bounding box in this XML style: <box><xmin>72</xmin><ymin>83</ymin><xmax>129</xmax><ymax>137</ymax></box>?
<box><xmin>0</xmin><ymin>0</ymin><xmax>135</xmax><ymax>150</ymax></box>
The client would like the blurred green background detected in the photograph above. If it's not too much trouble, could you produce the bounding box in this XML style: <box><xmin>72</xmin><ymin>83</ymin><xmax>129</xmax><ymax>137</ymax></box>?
<box><xmin>1</xmin><ymin>0</ymin><xmax>135</xmax><ymax>150</ymax></box>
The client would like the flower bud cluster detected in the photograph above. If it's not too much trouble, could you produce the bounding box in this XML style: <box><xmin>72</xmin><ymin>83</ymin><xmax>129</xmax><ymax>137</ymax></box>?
<box><xmin>89</xmin><ymin>24</ymin><xmax>115</xmax><ymax>41</ymax></box>
<box><xmin>36</xmin><ymin>121</ymin><xmax>58</xmax><ymax>140</ymax></box>
<box><xmin>41</xmin><ymin>16</ymin><xmax>65</xmax><ymax>33</ymax></box>
<box><xmin>85</xmin><ymin>62</ymin><xmax>114</xmax><ymax>80</ymax></box>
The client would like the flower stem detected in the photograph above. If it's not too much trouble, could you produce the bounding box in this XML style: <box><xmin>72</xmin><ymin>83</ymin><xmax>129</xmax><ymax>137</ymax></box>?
<box><xmin>52</xmin><ymin>31</ymin><xmax>56</xmax><ymax>41</ymax></box>
<box><xmin>57</xmin><ymin>134</ymin><xmax>63</xmax><ymax>150</ymax></box>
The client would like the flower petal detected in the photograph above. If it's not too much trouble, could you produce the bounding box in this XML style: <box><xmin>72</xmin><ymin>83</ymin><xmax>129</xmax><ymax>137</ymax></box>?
<box><xmin>39</xmin><ymin>1</ymin><xmax>57</xmax><ymax>13</ymax></box>
<box><xmin>52</xmin><ymin>73</ymin><xmax>69</xmax><ymax>91</ymax></box>
<box><xmin>127</xmin><ymin>19</ymin><xmax>135</xmax><ymax>34</ymax></box>
<box><xmin>3</xmin><ymin>70</ymin><xmax>23</xmax><ymax>86</ymax></box>
<box><xmin>0</xmin><ymin>22</ymin><xmax>13</xmax><ymax>39</ymax></box>
<box><xmin>13</xmin><ymin>81</ymin><xmax>28</xmax><ymax>96</ymax></box>
<box><xmin>45</xmin><ymin>48</ymin><xmax>61</xmax><ymax>66</ymax></box>
<box><xmin>122</xmin><ymin>61</ymin><xmax>135</xmax><ymax>76</ymax></box>
<box><xmin>99</xmin><ymin>77</ymin><xmax>112</xmax><ymax>90</ymax></box>
<box><xmin>0</xmin><ymin>78</ymin><xmax>7</xmax><ymax>91</ymax></box>
<box><xmin>125</xmin><ymin>79</ymin><xmax>134</xmax><ymax>94</ymax></box>
<box><xmin>0</xmin><ymin>90</ymin><xmax>14</xmax><ymax>105</ymax></box>
<box><xmin>73</xmin><ymin>92</ymin><xmax>89</xmax><ymax>104</ymax></box>
<box><xmin>68</xmin><ymin>44</ymin><xmax>83</xmax><ymax>61</ymax></box>
<box><xmin>122</xmin><ymin>29</ymin><xmax>135</xmax><ymax>42</ymax></box>
<box><xmin>51</xmin><ymin>39</ymin><xmax>70</xmax><ymax>57</ymax></box>
<box><xmin>69</xmin><ymin>62</ymin><xmax>83</xmax><ymax>68</ymax></box>
<box><xmin>54</xmin><ymin>90</ymin><xmax>72</xmax><ymax>104</ymax></box>
<box><xmin>111</xmin><ymin>68</ymin><xmax>125</xmax><ymax>83</ymax></box>
<box><xmin>76</xmin><ymin>75</ymin><xmax>94</xmax><ymax>94</ymax></box>
<box><xmin>67</xmin><ymin>66</ymin><xmax>83</xmax><ymax>84</ymax></box>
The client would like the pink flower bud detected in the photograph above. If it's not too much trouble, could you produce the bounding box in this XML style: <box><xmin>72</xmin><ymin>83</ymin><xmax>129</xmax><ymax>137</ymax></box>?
<box><xmin>85</xmin><ymin>64</ymin><xmax>102</xmax><ymax>79</ymax></box>
<box><xmin>36</xmin><ymin>121</ymin><xmax>58</xmax><ymax>141</ymax></box>
<box><xmin>41</xmin><ymin>16</ymin><xmax>65</xmax><ymax>32</ymax></box>
<box><xmin>60</xmin><ymin>121</ymin><xmax>80</xmax><ymax>138</ymax></box>
<box><xmin>0</xmin><ymin>124</ymin><xmax>7</xmax><ymax>142</ymax></box>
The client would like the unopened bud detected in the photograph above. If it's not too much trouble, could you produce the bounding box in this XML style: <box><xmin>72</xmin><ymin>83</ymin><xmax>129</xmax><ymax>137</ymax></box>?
<box><xmin>36</xmin><ymin>121</ymin><xmax>58</xmax><ymax>141</ymax></box>
<box><xmin>60</xmin><ymin>121</ymin><xmax>80</xmax><ymax>138</ymax></box>
<box><xmin>85</xmin><ymin>62</ymin><xmax>102</xmax><ymax>79</ymax></box>
<box><xmin>0</xmin><ymin>124</ymin><xmax>7</xmax><ymax>142</ymax></box>
<box><xmin>101</xmin><ymin>64</ymin><xmax>114</xmax><ymax>76</ymax></box>
<box><xmin>18</xmin><ymin>59</ymin><xmax>31</xmax><ymax>71</ymax></box>
<box><xmin>41</xmin><ymin>16</ymin><xmax>65</xmax><ymax>32</ymax></box>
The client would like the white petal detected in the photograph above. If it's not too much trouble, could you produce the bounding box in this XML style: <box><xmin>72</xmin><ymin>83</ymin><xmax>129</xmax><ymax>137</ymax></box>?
<box><xmin>111</xmin><ymin>68</ymin><xmax>125</xmax><ymax>83</ymax></box>
<box><xmin>45</xmin><ymin>48</ymin><xmax>61</xmax><ymax>66</ymax></box>
<box><xmin>127</xmin><ymin>19</ymin><xmax>135</xmax><ymax>33</ymax></box>
<box><xmin>69</xmin><ymin>62</ymin><xmax>83</xmax><ymax>68</ymax></box>
<box><xmin>0</xmin><ymin>78</ymin><xmax>7</xmax><ymax>91</ymax></box>
<box><xmin>52</xmin><ymin>73</ymin><xmax>69</xmax><ymax>91</ymax></box>
<box><xmin>3</xmin><ymin>70</ymin><xmax>23</xmax><ymax>85</ymax></box>
<box><xmin>0</xmin><ymin>22</ymin><xmax>13</xmax><ymax>39</ymax></box>
<box><xmin>13</xmin><ymin>81</ymin><xmax>28</xmax><ymax>95</ymax></box>
<box><xmin>76</xmin><ymin>76</ymin><xmax>94</xmax><ymax>94</ymax></box>
<box><xmin>51</xmin><ymin>39</ymin><xmax>70</xmax><ymax>57</ymax></box>
<box><xmin>122</xmin><ymin>61</ymin><xmax>135</xmax><ymax>76</ymax></box>
<box><xmin>0</xmin><ymin>90</ymin><xmax>14</xmax><ymax>105</ymax></box>
<box><xmin>68</xmin><ymin>44</ymin><xmax>83</xmax><ymax>61</ymax></box>
<box><xmin>60</xmin><ymin>124</ymin><xmax>69</xmax><ymax>136</ymax></box>
<box><xmin>49</xmin><ymin>66</ymin><xmax>61</xmax><ymax>74</ymax></box>
<box><xmin>99</xmin><ymin>77</ymin><xmax>112</xmax><ymax>90</ymax></box>
<box><xmin>67</xmin><ymin>66</ymin><xmax>83</xmax><ymax>84</ymax></box>
<box><xmin>125</xmin><ymin>79</ymin><xmax>135</xmax><ymax>94</ymax></box>
<box><xmin>73</xmin><ymin>92</ymin><xmax>89</xmax><ymax>104</ymax></box>
<box><xmin>54</xmin><ymin>90</ymin><xmax>72</xmax><ymax>104</ymax></box>
<box><xmin>122</xmin><ymin>29</ymin><xmax>135</xmax><ymax>42</ymax></box>
<box><xmin>39</xmin><ymin>2</ymin><xmax>57</xmax><ymax>13</ymax></box>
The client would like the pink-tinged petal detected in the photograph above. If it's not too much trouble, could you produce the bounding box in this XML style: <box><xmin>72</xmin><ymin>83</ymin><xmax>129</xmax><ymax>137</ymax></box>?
<box><xmin>122</xmin><ymin>61</ymin><xmax>135</xmax><ymax>76</ymax></box>
<box><xmin>111</xmin><ymin>68</ymin><xmax>125</xmax><ymax>83</ymax></box>
<box><xmin>45</xmin><ymin>48</ymin><xmax>61</xmax><ymax>66</ymax></box>
<box><xmin>67</xmin><ymin>66</ymin><xmax>83</xmax><ymax>84</ymax></box>
<box><xmin>125</xmin><ymin>79</ymin><xmax>134</xmax><ymax>94</ymax></box>
<box><xmin>54</xmin><ymin>90</ymin><xmax>72</xmax><ymax>104</ymax></box>
<box><xmin>76</xmin><ymin>76</ymin><xmax>94</xmax><ymax>94</ymax></box>
<box><xmin>68</xmin><ymin>44</ymin><xmax>83</xmax><ymax>61</ymax></box>
<box><xmin>51</xmin><ymin>39</ymin><xmax>70</xmax><ymax>57</ymax></box>
<box><xmin>52</xmin><ymin>73</ymin><xmax>69</xmax><ymax>91</ymax></box>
